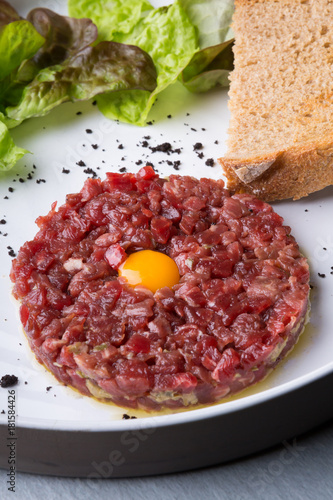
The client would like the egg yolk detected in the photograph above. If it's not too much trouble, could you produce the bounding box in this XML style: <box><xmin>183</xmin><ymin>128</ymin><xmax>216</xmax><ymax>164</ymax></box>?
<box><xmin>118</xmin><ymin>250</ymin><xmax>180</xmax><ymax>293</ymax></box>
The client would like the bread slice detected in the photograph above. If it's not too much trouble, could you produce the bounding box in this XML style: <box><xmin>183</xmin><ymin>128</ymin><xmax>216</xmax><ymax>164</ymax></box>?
<box><xmin>218</xmin><ymin>0</ymin><xmax>333</xmax><ymax>201</ymax></box>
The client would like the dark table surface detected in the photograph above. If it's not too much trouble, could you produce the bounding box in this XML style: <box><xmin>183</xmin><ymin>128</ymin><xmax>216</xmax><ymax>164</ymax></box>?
<box><xmin>1</xmin><ymin>416</ymin><xmax>332</xmax><ymax>500</ymax></box>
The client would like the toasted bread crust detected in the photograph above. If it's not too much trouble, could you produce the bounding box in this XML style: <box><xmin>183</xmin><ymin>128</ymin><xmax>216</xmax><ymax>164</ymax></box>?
<box><xmin>219</xmin><ymin>135</ymin><xmax>333</xmax><ymax>201</ymax></box>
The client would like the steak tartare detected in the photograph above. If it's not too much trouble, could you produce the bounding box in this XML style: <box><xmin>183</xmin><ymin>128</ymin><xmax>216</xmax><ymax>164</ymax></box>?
<box><xmin>10</xmin><ymin>166</ymin><xmax>310</xmax><ymax>410</ymax></box>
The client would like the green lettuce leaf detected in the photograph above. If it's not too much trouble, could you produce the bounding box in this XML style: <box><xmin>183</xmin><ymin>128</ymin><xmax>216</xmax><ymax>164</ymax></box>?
<box><xmin>69</xmin><ymin>0</ymin><xmax>198</xmax><ymax>125</ymax></box>
<box><xmin>179</xmin><ymin>0</ymin><xmax>234</xmax><ymax>93</ymax></box>
<box><xmin>0</xmin><ymin>119</ymin><xmax>28</xmax><ymax>171</ymax></box>
<box><xmin>179</xmin><ymin>0</ymin><xmax>234</xmax><ymax>49</ymax></box>
<box><xmin>68</xmin><ymin>0</ymin><xmax>154</xmax><ymax>42</ymax></box>
<box><xmin>180</xmin><ymin>38</ymin><xmax>234</xmax><ymax>93</ymax></box>
<box><xmin>2</xmin><ymin>9</ymin><xmax>99</xmax><ymax>107</ymax></box>
<box><xmin>5</xmin><ymin>41</ymin><xmax>157</xmax><ymax>126</ymax></box>
<box><xmin>0</xmin><ymin>4</ymin><xmax>157</xmax><ymax>169</ymax></box>
<box><xmin>0</xmin><ymin>20</ymin><xmax>45</xmax><ymax>81</ymax></box>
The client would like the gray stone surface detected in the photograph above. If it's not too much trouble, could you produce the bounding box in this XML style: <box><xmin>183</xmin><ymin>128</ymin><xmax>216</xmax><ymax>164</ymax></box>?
<box><xmin>1</xmin><ymin>417</ymin><xmax>333</xmax><ymax>500</ymax></box>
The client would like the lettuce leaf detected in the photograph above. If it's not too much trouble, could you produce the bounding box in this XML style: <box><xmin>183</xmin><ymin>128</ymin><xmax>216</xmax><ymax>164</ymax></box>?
<box><xmin>70</xmin><ymin>0</ymin><xmax>198</xmax><ymax>125</ymax></box>
<box><xmin>0</xmin><ymin>0</ymin><xmax>21</xmax><ymax>26</ymax></box>
<box><xmin>179</xmin><ymin>0</ymin><xmax>234</xmax><ymax>93</ymax></box>
<box><xmin>68</xmin><ymin>0</ymin><xmax>154</xmax><ymax>42</ymax></box>
<box><xmin>180</xmin><ymin>38</ymin><xmax>234</xmax><ymax>93</ymax></box>
<box><xmin>0</xmin><ymin>119</ymin><xmax>28</xmax><ymax>171</ymax></box>
<box><xmin>179</xmin><ymin>0</ymin><xmax>234</xmax><ymax>49</ymax></box>
<box><xmin>5</xmin><ymin>41</ymin><xmax>157</xmax><ymax>126</ymax></box>
<box><xmin>69</xmin><ymin>0</ymin><xmax>235</xmax><ymax>122</ymax></box>
<box><xmin>0</xmin><ymin>4</ymin><xmax>157</xmax><ymax>169</ymax></box>
<box><xmin>0</xmin><ymin>20</ymin><xmax>45</xmax><ymax>81</ymax></box>
<box><xmin>97</xmin><ymin>2</ymin><xmax>197</xmax><ymax>125</ymax></box>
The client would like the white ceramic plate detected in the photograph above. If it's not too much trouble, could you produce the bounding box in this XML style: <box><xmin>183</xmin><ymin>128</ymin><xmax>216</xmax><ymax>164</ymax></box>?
<box><xmin>1</xmin><ymin>0</ymin><xmax>333</xmax><ymax>477</ymax></box>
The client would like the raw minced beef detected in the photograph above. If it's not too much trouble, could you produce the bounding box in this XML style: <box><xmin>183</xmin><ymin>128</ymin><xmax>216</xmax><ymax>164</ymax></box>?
<box><xmin>10</xmin><ymin>166</ymin><xmax>310</xmax><ymax>410</ymax></box>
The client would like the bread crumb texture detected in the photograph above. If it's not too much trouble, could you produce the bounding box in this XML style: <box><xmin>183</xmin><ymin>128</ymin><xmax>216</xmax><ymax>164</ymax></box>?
<box><xmin>219</xmin><ymin>0</ymin><xmax>333</xmax><ymax>201</ymax></box>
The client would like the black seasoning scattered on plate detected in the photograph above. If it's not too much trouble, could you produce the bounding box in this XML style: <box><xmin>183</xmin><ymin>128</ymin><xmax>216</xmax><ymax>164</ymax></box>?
<box><xmin>122</xmin><ymin>414</ymin><xmax>137</xmax><ymax>420</ymax></box>
<box><xmin>76</xmin><ymin>160</ymin><xmax>86</xmax><ymax>167</ymax></box>
<box><xmin>0</xmin><ymin>374</ymin><xmax>18</xmax><ymax>388</ymax></box>
<box><xmin>7</xmin><ymin>246</ymin><xmax>16</xmax><ymax>257</ymax></box>
<box><xmin>76</xmin><ymin>111</ymin><xmax>82</xmax><ymax>115</ymax></box>
<box><xmin>205</xmin><ymin>158</ymin><xmax>215</xmax><ymax>167</ymax></box>
<box><xmin>85</xmin><ymin>129</ymin><xmax>93</xmax><ymax>134</ymax></box>
<box><xmin>118</xmin><ymin>144</ymin><xmax>124</xmax><ymax>150</ymax></box>
<box><xmin>0</xmin><ymin>219</ymin><xmax>6</xmax><ymax>225</ymax></box>
<box><xmin>193</xmin><ymin>142</ymin><xmax>203</xmax><ymax>151</ymax></box>
<box><xmin>84</xmin><ymin>168</ymin><xmax>98</xmax><ymax>178</ymax></box>
<box><xmin>318</xmin><ymin>273</ymin><xmax>326</xmax><ymax>278</ymax></box>
<box><xmin>150</xmin><ymin>142</ymin><xmax>173</xmax><ymax>154</ymax></box>
<box><xmin>92</xmin><ymin>144</ymin><xmax>98</xmax><ymax>149</ymax></box>
<box><xmin>1</xmin><ymin>410</ymin><xmax>5</xmax><ymax>414</ymax></box>
<box><xmin>36</xmin><ymin>179</ymin><xmax>46</xmax><ymax>184</ymax></box>
<box><xmin>62</xmin><ymin>168</ymin><xmax>70</xmax><ymax>174</ymax></box>
<box><xmin>119</xmin><ymin>167</ymin><xmax>127</xmax><ymax>172</ymax></box>
<box><xmin>46</xmin><ymin>386</ymin><xmax>52</xmax><ymax>392</ymax></box>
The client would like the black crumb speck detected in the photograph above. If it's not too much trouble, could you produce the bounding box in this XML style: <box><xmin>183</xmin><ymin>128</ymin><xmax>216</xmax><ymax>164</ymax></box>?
<box><xmin>118</xmin><ymin>144</ymin><xmax>124</xmax><ymax>150</ymax></box>
<box><xmin>36</xmin><ymin>179</ymin><xmax>46</xmax><ymax>184</ymax></box>
<box><xmin>85</xmin><ymin>129</ymin><xmax>93</xmax><ymax>134</ymax></box>
<box><xmin>318</xmin><ymin>273</ymin><xmax>326</xmax><ymax>278</ymax></box>
<box><xmin>0</xmin><ymin>375</ymin><xmax>18</xmax><ymax>388</ymax></box>
<box><xmin>84</xmin><ymin>168</ymin><xmax>98</xmax><ymax>178</ymax></box>
<box><xmin>8</xmin><ymin>248</ymin><xmax>16</xmax><ymax>258</ymax></box>
<box><xmin>76</xmin><ymin>111</ymin><xmax>82</xmax><ymax>115</ymax></box>
<box><xmin>167</xmin><ymin>114</ymin><xmax>172</xmax><ymax>119</ymax></box>
<box><xmin>92</xmin><ymin>100</ymin><xmax>97</xmax><ymax>106</ymax></box>
<box><xmin>197</xmin><ymin>152</ymin><xmax>204</xmax><ymax>159</ymax></box>
<box><xmin>150</xmin><ymin>142</ymin><xmax>172</xmax><ymax>154</ymax></box>
<box><xmin>122</xmin><ymin>414</ymin><xmax>137</xmax><ymax>420</ymax></box>
<box><xmin>0</xmin><ymin>219</ymin><xmax>6</xmax><ymax>225</ymax></box>
<box><xmin>62</xmin><ymin>168</ymin><xmax>70</xmax><ymax>174</ymax></box>
<box><xmin>205</xmin><ymin>158</ymin><xmax>215</xmax><ymax>167</ymax></box>
<box><xmin>76</xmin><ymin>160</ymin><xmax>86</xmax><ymax>167</ymax></box>
<box><xmin>92</xmin><ymin>144</ymin><xmax>98</xmax><ymax>150</ymax></box>
<box><xmin>193</xmin><ymin>142</ymin><xmax>203</xmax><ymax>151</ymax></box>
<box><xmin>119</xmin><ymin>167</ymin><xmax>127</xmax><ymax>173</ymax></box>
<box><xmin>8</xmin><ymin>187</ymin><xmax>14</xmax><ymax>193</ymax></box>
<box><xmin>46</xmin><ymin>386</ymin><xmax>52</xmax><ymax>392</ymax></box>
<box><xmin>1</xmin><ymin>410</ymin><xmax>5</xmax><ymax>414</ymax></box>
<box><xmin>135</xmin><ymin>160</ymin><xmax>143</xmax><ymax>165</ymax></box>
